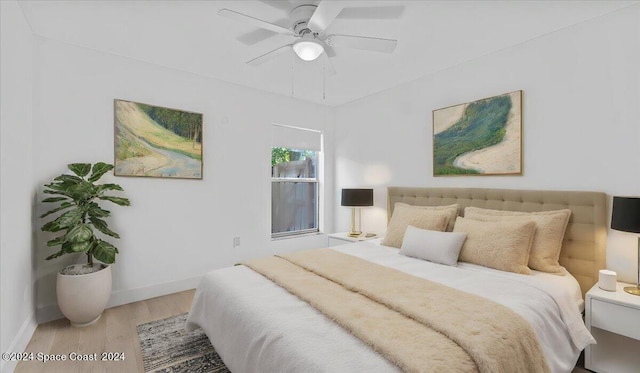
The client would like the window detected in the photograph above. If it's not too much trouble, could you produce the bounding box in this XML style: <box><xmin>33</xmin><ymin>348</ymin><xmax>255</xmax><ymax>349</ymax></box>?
<box><xmin>271</xmin><ymin>124</ymin><xmax>321</xmax><ymax>238</ymax></box>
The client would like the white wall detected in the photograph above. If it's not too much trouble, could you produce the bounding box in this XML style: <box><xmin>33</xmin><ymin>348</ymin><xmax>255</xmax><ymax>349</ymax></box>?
<box><xmin>4</xmin><ymin>0</ymin><xmax>639</xmax><ymax>349</ymax></box>
<box><xmin>334</xmin><ymin>6</ymin><xmax>640</xmax><ymax>282</ymax></box>
<box><xmin>32</xmin><ymin>37</ymin><xmax>334</xmax><ymax>322</ymax></box>
<box><xmin>0</xmin><ymin>1</ymin><xmax>37</xmax><ymax>371</ymax></box>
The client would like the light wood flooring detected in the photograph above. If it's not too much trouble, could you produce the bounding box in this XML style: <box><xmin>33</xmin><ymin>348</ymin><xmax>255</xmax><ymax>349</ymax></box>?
<box><xmin>15</xmin><ymin>289</ymin><xmax>194</xmax><ymax>373</ymax></box>
<box><xmin>14</xmin><ymin>288</ymin><xmax>591</xmax><ymax>373</ymax></box>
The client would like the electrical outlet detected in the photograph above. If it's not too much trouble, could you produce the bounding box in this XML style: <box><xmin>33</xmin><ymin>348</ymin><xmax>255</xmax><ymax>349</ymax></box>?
<box><xmin>233</xmin><ymin>237</ymin><xmax>240</xmax><ymax>247</ymax></box>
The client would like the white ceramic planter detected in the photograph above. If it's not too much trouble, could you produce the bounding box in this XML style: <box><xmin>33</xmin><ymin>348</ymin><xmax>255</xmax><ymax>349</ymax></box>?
<box><xmin>57</xmin><ymin>264</ymin><xmax>112</xmax><ymax>327</ymax></box>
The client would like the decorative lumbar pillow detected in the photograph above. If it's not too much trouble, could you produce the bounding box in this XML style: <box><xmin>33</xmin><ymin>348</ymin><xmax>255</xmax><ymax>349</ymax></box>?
<box><xmin>464</xmin><ymin>207</ymin><xmax>571</xmax><ymax>274</ymax></box>
<box><xmin>453</xmin><ymin>217</ymin><xmax>536</xmax><ymax>275</ymax></box>
<box><xmin>382</xmin><ymin>204</ymin><xmax>450</xmax><ymax>248</ymax></box>
<box><xmin>399</xmin><ymin>225</ymin><xmax>467</xmax><ymax>266</ymax></box>
<box><xmin>394</xmin><ymin>203</ymin><xmax>459</xmax><ymax>232</ymax></box>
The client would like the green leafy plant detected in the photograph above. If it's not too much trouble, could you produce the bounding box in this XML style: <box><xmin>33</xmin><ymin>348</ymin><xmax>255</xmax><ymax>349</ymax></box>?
<box><xmin>40</xmin><ymin>162</ymin><xmax>130</xmax><ymax>267</ymax></box>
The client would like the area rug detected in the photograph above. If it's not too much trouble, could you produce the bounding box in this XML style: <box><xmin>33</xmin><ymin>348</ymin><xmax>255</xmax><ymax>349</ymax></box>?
<box><xmin>137</xmin><ymin>313</ymin><xmax>230</xmax><ymax>373</ymax></box>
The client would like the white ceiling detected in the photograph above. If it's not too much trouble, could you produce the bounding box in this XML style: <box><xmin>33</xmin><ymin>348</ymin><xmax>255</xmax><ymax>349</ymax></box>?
<box><xmin>18</xmin><ymin>0</ymin><xmax>638</xmax><ymax>106</ymax></box>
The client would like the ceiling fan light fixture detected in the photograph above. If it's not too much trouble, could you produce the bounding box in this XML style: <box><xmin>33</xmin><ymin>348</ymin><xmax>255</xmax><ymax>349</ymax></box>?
<box><xmin>293</xmin><ymin>39</ymin><xmax>324</xmax><ymax>61</ymax></box>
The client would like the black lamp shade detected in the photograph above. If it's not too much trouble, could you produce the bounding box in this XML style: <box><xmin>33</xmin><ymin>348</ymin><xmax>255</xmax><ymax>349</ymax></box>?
<box><xmin>341</xmin><ymin>189</ymin><xmax>373</xmax><ymax>207</ymax></box>
<box><xmin>611</xmin><ymin>196</ymin><xmax>640</xmax><ymax>233</ymax></box>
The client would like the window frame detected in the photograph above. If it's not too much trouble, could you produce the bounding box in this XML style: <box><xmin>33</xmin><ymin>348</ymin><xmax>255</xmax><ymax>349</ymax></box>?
<box><xmin>270</xmin><ymin>147</ymin><xmax>321</xmax><ymax>239</ymax></box>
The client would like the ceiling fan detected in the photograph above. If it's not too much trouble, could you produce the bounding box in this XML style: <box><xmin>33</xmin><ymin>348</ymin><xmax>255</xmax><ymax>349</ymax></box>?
<box><xmin>218</xmin><ymin>1</ymin><xmax>403</xmax><ymax>73</ymax></box>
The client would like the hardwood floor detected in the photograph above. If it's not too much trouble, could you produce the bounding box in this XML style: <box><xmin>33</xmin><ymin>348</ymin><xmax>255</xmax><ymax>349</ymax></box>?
<box><xmin>14</xmin><ymin>288</ymin><xmax>590</xmax><ymax>373</ymax></box>
<box><xmin>15</xmin><ymin>289</ymin><xmax>194</xmax><ymax>373</ymax></box>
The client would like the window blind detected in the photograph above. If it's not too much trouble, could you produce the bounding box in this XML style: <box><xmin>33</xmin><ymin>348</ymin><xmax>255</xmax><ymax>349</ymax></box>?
<box><xmin>272</xmin><ymin>123</ymin><xmax>322</xmax><ymax>151</ymax></box>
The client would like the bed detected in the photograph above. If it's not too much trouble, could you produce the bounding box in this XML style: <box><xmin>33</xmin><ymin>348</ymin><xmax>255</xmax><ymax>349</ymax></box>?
<box><xmin>187</xmin><ymin>187</ymin><xmax>607</xmax><ymax>373</ymax></box>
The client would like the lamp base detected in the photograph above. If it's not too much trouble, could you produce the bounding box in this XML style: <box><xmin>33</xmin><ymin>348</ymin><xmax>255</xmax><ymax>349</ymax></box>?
<box><xmin>624</xmin><ymin>286</ymin><xmax>640</xmax><ymax>296</ymax></box>
<box><xmin>348</xmin><ymin>207</ymin><xmax>363</xmax><ymax>238</ymax></box>
<box><xmin>626</xmin><ymin>237</ymin><xmax>640</xmax><ymax>296</ymax></box>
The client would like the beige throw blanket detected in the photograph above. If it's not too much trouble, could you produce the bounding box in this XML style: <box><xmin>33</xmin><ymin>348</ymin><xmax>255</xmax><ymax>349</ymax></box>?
<box><xmin>244</xmin><ymin>248</ymin><xmax>549</xmax><ymax>373</ymax></box>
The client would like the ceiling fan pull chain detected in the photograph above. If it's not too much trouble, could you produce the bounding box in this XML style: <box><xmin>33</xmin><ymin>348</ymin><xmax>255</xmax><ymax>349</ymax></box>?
<box><xmin>291</xmin><ymin>52</ymin><xmax>295</xmax><ymax>97</ymax></box>
<box><xmin>323</xmin><ymin>64</ymin><xmax>326</xmax><ymax>100</ymax></box>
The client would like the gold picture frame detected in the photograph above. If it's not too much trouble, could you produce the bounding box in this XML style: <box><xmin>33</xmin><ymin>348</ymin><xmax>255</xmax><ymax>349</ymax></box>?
<box><xmin>114</xmin><ymin>99</ymin><xmax>203</xmax><ymax>179</ymax></box>
<box><xmin>432</xmin><ymin>90</ymin><xmax>522</xmax><ymax>176</ymax></box>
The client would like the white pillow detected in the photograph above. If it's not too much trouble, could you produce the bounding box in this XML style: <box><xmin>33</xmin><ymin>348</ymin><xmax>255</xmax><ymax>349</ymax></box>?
<box><xmin>399</xmin><ymin>225</ymin><xmax>467</xmax><ymax>266</ymax></box>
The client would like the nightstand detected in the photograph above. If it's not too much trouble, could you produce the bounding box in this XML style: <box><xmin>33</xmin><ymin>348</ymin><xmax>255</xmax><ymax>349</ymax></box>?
<box><xmin>328</xmin><ymin>232</ymin><xmax>379</xmax><ymax>247</ymax></box>
<box><xmin>585</xmin><ymin>282</ymin><xmax>640</xmax><ymax>373</ymax></box>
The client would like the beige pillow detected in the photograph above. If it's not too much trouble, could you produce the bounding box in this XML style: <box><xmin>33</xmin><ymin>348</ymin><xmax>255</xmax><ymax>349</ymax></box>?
<box><xmin>464</xmin><ymin>207</ymin><xmax>571</xmax><ymax>274</ymax></box>
<box><xmin>453</xmin><ymin>217</ymin><xmax>536</xmax><ymax>275</ymax></box>
<box><xmin>382</xmin><ymin>204</ymin><xmax>450</xmax><ymax>248</ymax></box>
<box><xmin>394</xmin><ymin>203</ymin><xmax>459</xmax><ymax>231</ymax></box>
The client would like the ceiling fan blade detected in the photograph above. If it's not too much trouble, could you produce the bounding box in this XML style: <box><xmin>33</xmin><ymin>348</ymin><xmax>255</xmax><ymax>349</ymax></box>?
<box><xmin>237</xmin><ymin>29</ymin><xmax>277</xmax><ymax>46</ymax></box>
<box><xmin>308</xmin><ymin>1</ymin><xmax>342</xmax><ymax>34</ymax></box>
<box><xmin>246</xmin><ymin>44</ymin><xmax>292</xmax><ymax>66</ymax></box>
<box><xmin>326</xmin><ymin>34</ymin><xmax>398</xmax><ymax>53</ymax></box>
<box><xmin>324</xmin><ymin>45</ymin><xmax>336</xmax><ymax>58</ymax></box>
<box><xmin>337</xmin><ymin>6</ymin><xmax>405</xmax><ymax>20</ymax></box>
<box><xmin>316</xmin><ymin>39</ymin><xmax>335</xmax><ymax>58</ymax></box>
<box><xmin>218</xmin><ymin>9</ymin><xmax>293</xmax><ymax>36</ymax></box>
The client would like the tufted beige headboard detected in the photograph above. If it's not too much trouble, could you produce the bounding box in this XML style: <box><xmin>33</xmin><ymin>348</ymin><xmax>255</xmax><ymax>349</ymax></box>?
<box><xmin>387</xmin><ymin>187</ymin><xmax>607</xmax><ymax>298</ymax></box>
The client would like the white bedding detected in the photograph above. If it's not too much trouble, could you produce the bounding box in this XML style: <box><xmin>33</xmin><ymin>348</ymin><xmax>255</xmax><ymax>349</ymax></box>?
<box><xmin>187</xmin><ymin>240</ymin><xmax>594</xmax><ymax>373</ymax></box>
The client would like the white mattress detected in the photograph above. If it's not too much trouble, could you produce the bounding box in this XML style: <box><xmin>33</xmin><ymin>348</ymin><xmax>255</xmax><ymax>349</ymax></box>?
<box><xmin>187</xmin><ymin>240</ymin><xmax>594</xmax><ymax>373</ymax></box>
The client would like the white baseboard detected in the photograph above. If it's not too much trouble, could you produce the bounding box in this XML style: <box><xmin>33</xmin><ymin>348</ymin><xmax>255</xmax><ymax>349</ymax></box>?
<box><xmin>35</xmin><ymin>275</ymin><xmax>202</xmax><ymax>324</ymax></box>
<box><xmin>36</xmin><ymin>304</ymin><xmax>63</xmax><ymax>324</ymax></box>
<box><xmin>108</xmin><ymin>275</ymin><xmax>202</xmax><ymax>308</ymax></box>
<box><xmin>1</xmin><ymin>312</ymin><xmax>37</xmax><ymax>373</ymax></box>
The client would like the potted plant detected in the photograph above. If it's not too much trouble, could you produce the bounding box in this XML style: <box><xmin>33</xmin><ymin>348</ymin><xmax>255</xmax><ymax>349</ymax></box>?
<box><xmin>40</xmin><ymin>162</ymin><xmax>130</xmax><ymax>326</ymax></box>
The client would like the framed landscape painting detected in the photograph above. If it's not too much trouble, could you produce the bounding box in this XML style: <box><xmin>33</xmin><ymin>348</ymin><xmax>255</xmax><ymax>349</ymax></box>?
<box><xmin>114</xmin><ymin>99</ymin><xmax>203</xmax><ymax>179</ymax></box>
<box><xmin>432</xmin><ymin>90</ymin><xmax>522</xmax><ymax>176</ymax></box>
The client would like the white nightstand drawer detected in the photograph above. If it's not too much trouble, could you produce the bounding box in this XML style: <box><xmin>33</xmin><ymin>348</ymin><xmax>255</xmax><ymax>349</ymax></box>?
<box><xmin>591</xmin><ymin>299</ymin><xmax>640</xmax><ymax>340</ymax></box>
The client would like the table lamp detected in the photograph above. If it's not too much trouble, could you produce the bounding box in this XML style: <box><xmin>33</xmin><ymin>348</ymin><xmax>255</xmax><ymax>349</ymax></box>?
<box><xmin>611</xmin><ymin>196</ymin><xmax>640</xmax><ymax>295</ymax></box>
<box><xmin>341</xmin><ymin>188</ymin><xmax>373</xmax><ymax>237</ymax></box>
